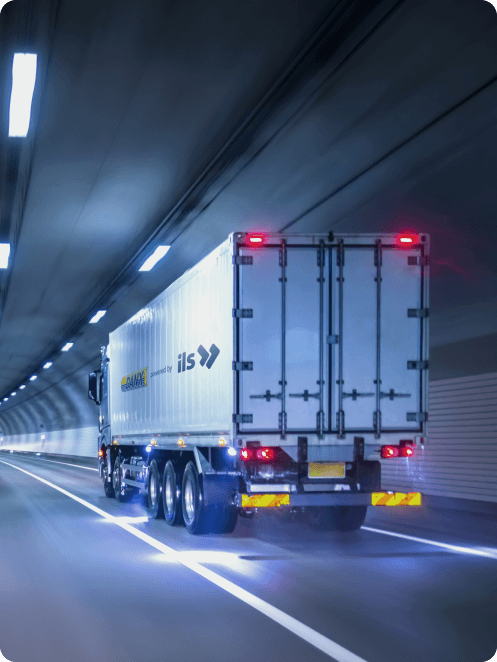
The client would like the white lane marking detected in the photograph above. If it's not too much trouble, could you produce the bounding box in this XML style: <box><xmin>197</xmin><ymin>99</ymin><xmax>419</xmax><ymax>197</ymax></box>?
<box><xmin>34</xmin><ymin>458</ymin><xmax>99</xmax><ymax>471</ymax></box>
<box><xmin>0</xmin><ymin>461</ymin><xmax>368</xmax><ymax>662</ymax></box>
<box><xmin>362</xmin><ymin>526</ymin><xmax>497</xmax><ymax>560</ymax></box>
<box><xmin>2</xmin><ymin>453</ymin><xmax>98</xmax><ymax>472</ymax></box>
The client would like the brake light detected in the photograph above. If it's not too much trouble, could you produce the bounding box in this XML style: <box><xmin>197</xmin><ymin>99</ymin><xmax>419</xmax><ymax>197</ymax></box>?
<box><xmin>381</xmin><ymin>445</ymin><xmax>399</xmax><ymax>458</ymax></box>
<box><xmin>256</xmin><ymin>447</ymin><xmax>275</xmax><ymax>461</ymax></box>
<box><xmin>240</xmin><ymin>446</ymin><xmax>275</xmax><ymax>461</ymax></box>
<box><xmin>400</xmin><ymin>446</ymin><xmax>414</xmax><ymax>458</ymax></box>
<box><xmin>246</xmin><ymin>233</ymin><xmax>266</xmax><ymax>246</ymax></box>
<box><xmin>396</xmin><ymin>234</ymin><xmax>418</xmax><ymax>248</ymax></box>
<box><xmin>240</xmin><ymin>448</ymin><xmax>253</xmax><ymax>461</ymax></box>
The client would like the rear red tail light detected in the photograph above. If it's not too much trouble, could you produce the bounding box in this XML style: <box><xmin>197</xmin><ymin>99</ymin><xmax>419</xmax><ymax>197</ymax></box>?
<box><xmin>396</xmin><ymin>234</ymin><xmax>418</xmax><ymax>248</ymax></box>
<box><xmin>381</xmin><ymin>444</ymin><xmax>415</xmax><ymax>458</ymax></box>
<box><xmin>246</xmin><ymin>233</ymin><xmax>267</xmax><ymax>246</ymax></box>
<box><xmin>240</xmin><ymin>448</ymin><xmax>253</xmax><ymax>461</ymax></box>
<box><xmin>256</xmin><ymin>447</ymin><xmax>275</xmax><ymax>461</ymax></box>
<box><xmin>381</xmin><ymin>445</ymin><xmax>399</xmax><ymax>458</ymax></box>
<box><xmin>240</xmin><ymin>446</ymin><xmax>275</xmax><ymax>462</ymax></box>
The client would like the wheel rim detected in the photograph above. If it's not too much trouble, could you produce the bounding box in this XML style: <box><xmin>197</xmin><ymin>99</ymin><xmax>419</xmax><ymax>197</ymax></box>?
<box><xmin>165</xmin><ymin>472</ymin><xmax>174</xmax><ymax>513</ymax></box>
<box><xmin>149</xmin><ymin>469</ymin><xmax>158</xmax><ymax>508</ymax></box>
<box><xmin>113</xmin><ymin>461</ymin><xmax>120</xmax><ymax>494</ymax></box>
<box><xmin>184</xmin><ymin>476</ymin><xmax>195</xmax><ymax>523</ymax></box>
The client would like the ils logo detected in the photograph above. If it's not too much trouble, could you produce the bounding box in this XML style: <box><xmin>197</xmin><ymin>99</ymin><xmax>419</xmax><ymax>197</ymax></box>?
<box><xmin>178</xmin><ymin>344</ymin><xmax>220</xmax><ymax>373</ymax></box>
<box><xmin>121</xmin><ymin>368</ymin><xmax>148</xmax><ymax>392</ymax></box>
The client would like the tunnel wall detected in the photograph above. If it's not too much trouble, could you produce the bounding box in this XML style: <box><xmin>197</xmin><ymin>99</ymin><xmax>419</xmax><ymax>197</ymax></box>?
<box><xmin>0</xmin><ymin>426</ymin><xmax>98</xmax><ymax>457</ymax></box>
<box><xmin>381</xmin><ymin>371</ymin><xmax>497</xmax><ymax>504</ymax></box>
<box><xmin>0</xmin><ymin>368</ymin><xmax>495</xmax><ymax>506</ymax></box>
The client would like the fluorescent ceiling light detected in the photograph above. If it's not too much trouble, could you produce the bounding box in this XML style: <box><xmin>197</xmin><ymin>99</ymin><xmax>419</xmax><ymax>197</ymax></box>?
<box><xmin>19</xmin><ymin>385</ymin><xmax>25</xmax><ymax>389</ymax></box>
<box><xmin>139</xmin><ymin>246</ymin><xmax>170</xmax><ymax>272</ymax></box>
<box><xmin>89</xmin><ymin>310</ymin><xmax>106</xmax><ymax>324</ymax></box>
<box><xmin>61</xmin><ymin>342</ymin><xmax>73</xmax><ymax>351</ymax></box>
<box><xmin>9</xmin><ymin>53</ymin><xmax>37</xmax><ymax>137</ymax></box>
<box><xmin>0</xmin><ymin>244</ymin><xmax>10</xmax><ymax>269</ymax></box>
<box><xmin>3</xmin><ymin>398</ymin><xmax>7</xmax><ymax>401</ymax></box>
<box><xmin>43</xmin><ymin>361</ymin><xmax>52</xmax><ymax>369</ymax></box>
<box><xmin>10</xmin><ymin>392</ymin><xmax>16</xmax><ymax>396</ymax></box>
<box><xmin>29</xmin><ymin>375</ymin><xmax>37</xmax><ymax>381</ymax></box>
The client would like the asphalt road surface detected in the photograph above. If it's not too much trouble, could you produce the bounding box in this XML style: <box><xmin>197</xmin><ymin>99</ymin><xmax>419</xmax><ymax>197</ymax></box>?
<box><xmin>0</xmin><ymin>451</ymin><xmax>496</xmax><ymax>662</ymax></box>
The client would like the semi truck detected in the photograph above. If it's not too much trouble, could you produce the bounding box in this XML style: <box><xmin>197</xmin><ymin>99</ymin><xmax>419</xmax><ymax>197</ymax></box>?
<box><xmin>88</xmin><ymin>231</ymin><xmax>429</xmax><ymax>534</ymax></box>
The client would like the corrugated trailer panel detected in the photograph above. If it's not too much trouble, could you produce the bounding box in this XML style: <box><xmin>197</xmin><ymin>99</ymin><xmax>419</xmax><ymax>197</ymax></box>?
<box><xmin>380</xmin><ymin>372</ymin><xmax>497</xmax><ymax>502</ymax></box>
<box><xmin>109</xmin><ymin>238</ymin><xmax>234</xmax><ymax>437</ymax></box>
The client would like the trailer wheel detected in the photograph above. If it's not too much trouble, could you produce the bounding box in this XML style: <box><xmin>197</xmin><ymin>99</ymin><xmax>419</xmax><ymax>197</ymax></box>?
<box><xmin>214</xmin><ymin>504</ymin><xmax>238</xmax><ymax>534</ymax></box>
<box><xmin>181</xmin><ymin>462</ymin><xmax>211</xmax><ymax>534</ymax></box>
<box><xmin>145</xmin><ymin>459</ymin><xmax>164</xmax><ymax>519</ymax></box>
<box><xmin>305</xmin><ymin>507</ymin><xmax>337</xmax><ymax>531</ymax></box>
<box><xmin>162</xmin><ymin>461</ymin><xmax>183</xmax><ymax>526</ymax></box>
<box><xmin>334</xmin><ymin>505</ymin><xmax>368</xmax><ymax>532</ymax></box>
<box><xmin>112</xmin><ymin>456</ymin><xmax>133</xmax><ymax>502</ymax></box>
<box><xmin>102</xmin><ymin>462</ymin><xmax>114</xmax><ymax>498</ymax></box>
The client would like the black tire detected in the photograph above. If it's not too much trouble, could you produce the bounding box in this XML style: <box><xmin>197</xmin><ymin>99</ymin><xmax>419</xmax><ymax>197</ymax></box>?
<box><xmin>162</xmin><ymin>461</ymin><xmax>183</xmax><ymax>526</ymax></box>
<box><xmin>305</xmin><ymin>506</ymin><xmax>337</xmax><ymax>531</ymax></box>
<box><xmin>145</xmin><ymin>459</ymin><xmax>164</xmax><ymax>519</ymax></box>
<box><xmin>213</xmin><ymin>505</ymin><xmax>239</xmax><ymax>534</ymax></box>
<box><xmin>102</xmin><ymin>460</ymin><xmax>115</xmax><ymax>498</ymax></box>
<box><xmin>306</xmin><ymin>505</ymin><xmax>367</xmax><ymax>532</ymax></box>
<box><xmin>181</xmin><ymin>462</ymin><xmax>238</xmax><ymax>535</ymax></box>
<box><xmin>181</xmin><ymin>462</ymin><xmax>211</xmax><ymax>534</ymax></box>
<box><xmin>334</xmin><ymin>505</ymin><xmax>368</xmax><ymax>532</ymax></box>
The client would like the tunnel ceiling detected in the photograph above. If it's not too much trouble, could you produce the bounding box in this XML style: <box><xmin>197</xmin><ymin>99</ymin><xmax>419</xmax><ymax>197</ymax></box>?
<box><xmin>0</xmin><ymin>0</ymin><xmax>496</xmax><ymax>428</ymax></box>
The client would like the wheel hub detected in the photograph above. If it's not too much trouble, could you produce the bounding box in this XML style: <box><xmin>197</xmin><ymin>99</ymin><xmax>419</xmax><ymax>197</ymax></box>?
<box><xmin>184</xmin><ymin>478</ymin><xmax>194</xmax><ymax>523</ymax></box>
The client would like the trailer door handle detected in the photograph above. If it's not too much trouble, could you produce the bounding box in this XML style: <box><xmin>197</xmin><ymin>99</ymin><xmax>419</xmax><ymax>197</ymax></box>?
<box><xmin>343</xmin><ymin>390</ymin><xmax>374</xmax><ymax>401</ymax></box>
<box><xmin>250</xmin><ymin>390</ymin><xmax>282</xmax><ymax>402</ymax></box>
<box><xmin>289</xmin><ymin>390</ymin><xmax>319</xmax><ymax>402</ymax></box>
<box><xmin>380</xmin><ymin>390</ymin><xmax>411</xmax><ymax>400</ymax></box>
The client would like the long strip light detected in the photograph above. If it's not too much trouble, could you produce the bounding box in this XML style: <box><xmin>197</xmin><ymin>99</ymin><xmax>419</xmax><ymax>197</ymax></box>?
<box><xmin>89</xmin><ymin>310</ymin><xmax>106</xmax><ymax>324</ymax></box>
<box><xmin>0</xmin><ymin>244</ymin><xmax>10</xmax><ymax>269</ymax></box>
<box><xmin>139</xmin><ymin>246</ymin><xmax>170</xmax><ymax>272</ymax></box>
<box><xmin>9</xmin><ymin>53</ymin><xmax>38</xmax><ymax>137</ymax></box>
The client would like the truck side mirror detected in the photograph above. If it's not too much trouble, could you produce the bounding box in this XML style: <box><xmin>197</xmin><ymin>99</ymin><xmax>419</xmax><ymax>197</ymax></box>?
<box><xmin>88</xmin><ymin>371</ymin><xmax>101</xmax><ymax>405</ymax></box>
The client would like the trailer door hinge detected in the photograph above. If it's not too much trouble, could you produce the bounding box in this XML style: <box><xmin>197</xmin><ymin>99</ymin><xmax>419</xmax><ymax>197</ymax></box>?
<box><xmin>327</xmin><ymin>335</ymin><xmax>339</xmax><ymax>344</ymax></box>
<box><xmin>232</xmin><ymin>361</ymin><xmax>253</xmax><ymax>371</ymax></box>
<box><xmin>233</xmin><ymin>414</ymin><xmax>253</xmax><ymax>424</ymax></box>
<box><xmin>232</xmin><ymin>308</ymin><xmax>253</xmax><ymax>318</ymax></box>
<box><xmin>233</xmin><ymin>255</ymin><xmax>253</xmax><ymax>265</ymax></box>
<box><xmin>407</xmin><ymin>412</ymin><xmax>428</xmax><ymax>422</ymax></box>
<box><xmin>408</xmin><ymin>256</ymin><xmax>429</xmax><ymax>266</ymax></box>
<box><xmin>408</xmin><ymin>308</ymin><xmax>429</xmax><ymax>318</ymax></box>
<box><xmin>317</xmin><ymin>244</ymin><xmax>326</xmax><ymax>267</ymax></box>
<box><xmin>407</xmin><ymin>360</ymin><xmax>429</xmax><ymax>370</ymax></box>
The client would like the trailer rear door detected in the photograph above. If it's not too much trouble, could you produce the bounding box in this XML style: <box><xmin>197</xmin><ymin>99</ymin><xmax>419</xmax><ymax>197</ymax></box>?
<box><xmin>234</xmin><ymin>236</ymin><xmax>428</xmax><ymax>438</ymax></box>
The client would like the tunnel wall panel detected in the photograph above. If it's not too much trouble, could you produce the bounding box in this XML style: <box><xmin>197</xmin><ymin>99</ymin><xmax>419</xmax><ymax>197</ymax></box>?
<box><xmin>0</xmin><ymin>426</ymin><xmax>98</xmax><ymax>457</ymax></box>
<box><xmin>380</xmin><ymin>372</ymin><xmax>497</xmax><ymax>503</ymax></box>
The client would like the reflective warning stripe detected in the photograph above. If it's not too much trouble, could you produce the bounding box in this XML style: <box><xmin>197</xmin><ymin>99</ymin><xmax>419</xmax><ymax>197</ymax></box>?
<box><xmin>371</xmin><ymin>492</ymin><xmax>422</xmax><ymax>506</ymax></box>
<box><xmin>241</xmin><ymin>494</ymin><xmax>290</xmax><ymax>508</ymax></box>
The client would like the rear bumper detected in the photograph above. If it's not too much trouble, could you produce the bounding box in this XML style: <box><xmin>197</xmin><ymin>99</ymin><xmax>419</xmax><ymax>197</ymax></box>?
<box><xmin>235</xmin><ymin>491</ymin><xmax>422</xmax><ymax>508</ymax></box>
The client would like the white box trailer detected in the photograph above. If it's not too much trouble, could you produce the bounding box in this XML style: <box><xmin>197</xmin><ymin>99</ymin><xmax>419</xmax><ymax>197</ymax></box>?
<box><xmin>89</xmin><ymin>231</ymin><xmax>429</xmax><ymax>534</ymax></box>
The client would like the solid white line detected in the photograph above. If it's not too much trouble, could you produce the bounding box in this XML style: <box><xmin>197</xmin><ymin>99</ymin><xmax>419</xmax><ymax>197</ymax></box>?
<box><xmin>362</xmin><ymin>526</ymin><xmax>497</xmax><ymax>559</ymax></box>
<box><xmin>35</xmin><ymin>458</ymin><xmax>99</xmax><ymax>471</ymax></box>
<box><xmin>0</xmin><ymin>460</ymin><xmax>368</xmax><ymax>662</ymax></box>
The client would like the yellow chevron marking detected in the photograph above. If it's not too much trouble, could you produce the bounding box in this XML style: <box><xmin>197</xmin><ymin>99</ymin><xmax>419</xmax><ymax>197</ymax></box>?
<box><xmin>372</xmin><ymin>492</ymin><xmax>422</xmax><ymax>506</ymax></box>
<box><xmin>241</xmin><ymin>494</ymin><xmax>290</xmax><ymax>508</ymax></box>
